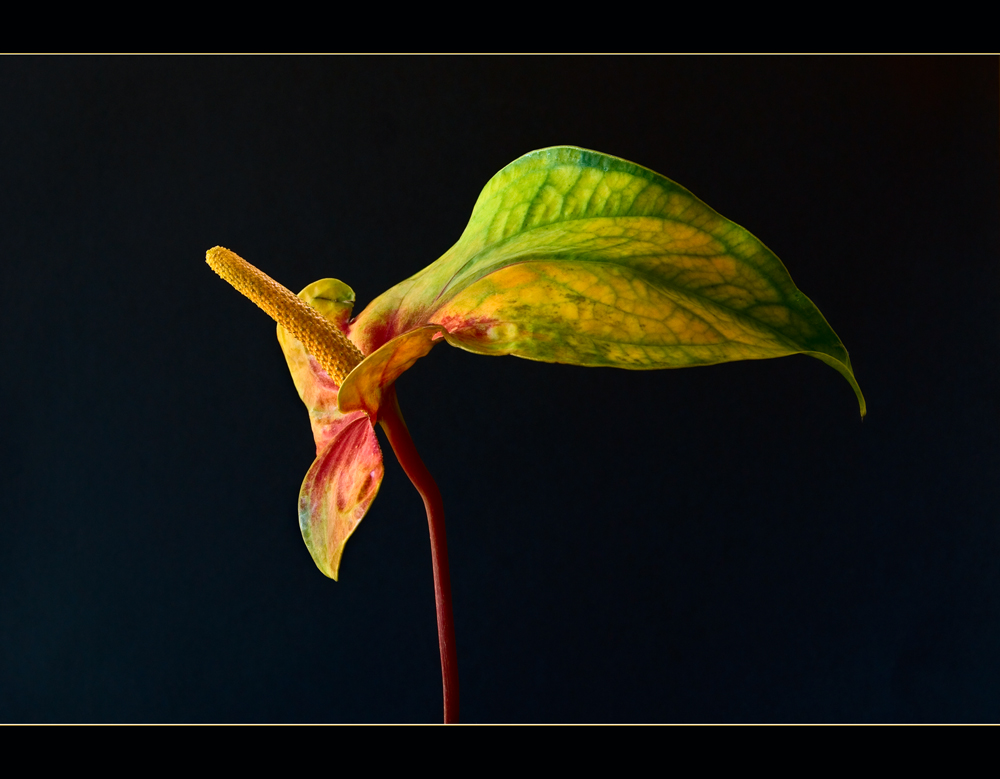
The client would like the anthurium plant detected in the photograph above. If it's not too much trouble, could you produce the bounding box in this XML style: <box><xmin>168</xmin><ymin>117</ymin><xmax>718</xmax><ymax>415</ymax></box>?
<box><xmin>207</xmin><ymin>146</ymin><xmax>864</xmax><ymax>724</ymax></box>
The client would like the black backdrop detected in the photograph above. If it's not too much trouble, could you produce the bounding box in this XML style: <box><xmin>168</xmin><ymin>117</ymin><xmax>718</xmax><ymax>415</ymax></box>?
<box><xmin>1</xmin><ymin>56</ymin><xmax>997</xmax><ymax>723</ymax></box>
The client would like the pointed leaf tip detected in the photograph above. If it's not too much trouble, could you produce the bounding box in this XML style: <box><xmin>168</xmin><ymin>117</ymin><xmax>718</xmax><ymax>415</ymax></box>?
<box><xmin>809</xmin><ymin>351</ymin><xmax>866</xmax><ymax>418</ymax></box>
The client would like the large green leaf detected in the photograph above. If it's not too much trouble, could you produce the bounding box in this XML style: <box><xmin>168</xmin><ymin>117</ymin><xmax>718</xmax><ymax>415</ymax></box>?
<box><xmin>349</xmin><ymin>146</ymin><xmax>864</xmax><ymax>416</ymax></box>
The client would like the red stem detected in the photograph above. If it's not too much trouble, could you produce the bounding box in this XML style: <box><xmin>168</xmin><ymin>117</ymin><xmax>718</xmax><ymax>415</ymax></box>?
<box><xmin>378</xmin><ymin>385</ymin><xmax>459</xmax><ymax>724</ymax></box>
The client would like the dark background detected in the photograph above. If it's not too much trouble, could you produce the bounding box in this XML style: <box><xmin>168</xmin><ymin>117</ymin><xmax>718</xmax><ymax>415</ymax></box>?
<box><xmin>1</xmin><ymin>57</ymin><xmax>997</xmax><ymax>723</ymax></box>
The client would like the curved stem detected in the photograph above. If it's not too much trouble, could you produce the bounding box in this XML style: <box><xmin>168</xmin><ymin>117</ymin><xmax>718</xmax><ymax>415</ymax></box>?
<box><xmin>378</xmin><ymin>385</ymin><xmax>459</xmax><ymax>724</ymax></box>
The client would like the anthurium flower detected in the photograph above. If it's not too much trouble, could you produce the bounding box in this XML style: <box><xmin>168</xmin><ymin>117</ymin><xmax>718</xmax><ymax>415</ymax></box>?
<box><xmin>207</xmin><ymin>146</ymin><xmax>864</xmax><ymax>722</ymax></box>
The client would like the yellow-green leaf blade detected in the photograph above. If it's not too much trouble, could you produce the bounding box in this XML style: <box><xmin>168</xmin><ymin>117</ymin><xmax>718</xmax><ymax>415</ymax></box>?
<box><xmin>353</xmin><ymin>146</ymin><xmax>864</xmax><ymax>415</ymax></box>
<box><xmin>433</xmin><ymin>259</ymin><xmax>805</xmax><ymax>367</ymax></box>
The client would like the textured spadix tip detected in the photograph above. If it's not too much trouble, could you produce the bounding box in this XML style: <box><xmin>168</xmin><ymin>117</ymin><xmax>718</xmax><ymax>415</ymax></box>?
<box><xmin>206</xmin><ymin>246</ymin><xmax>364</xmax><ymax>385</ymax></box>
